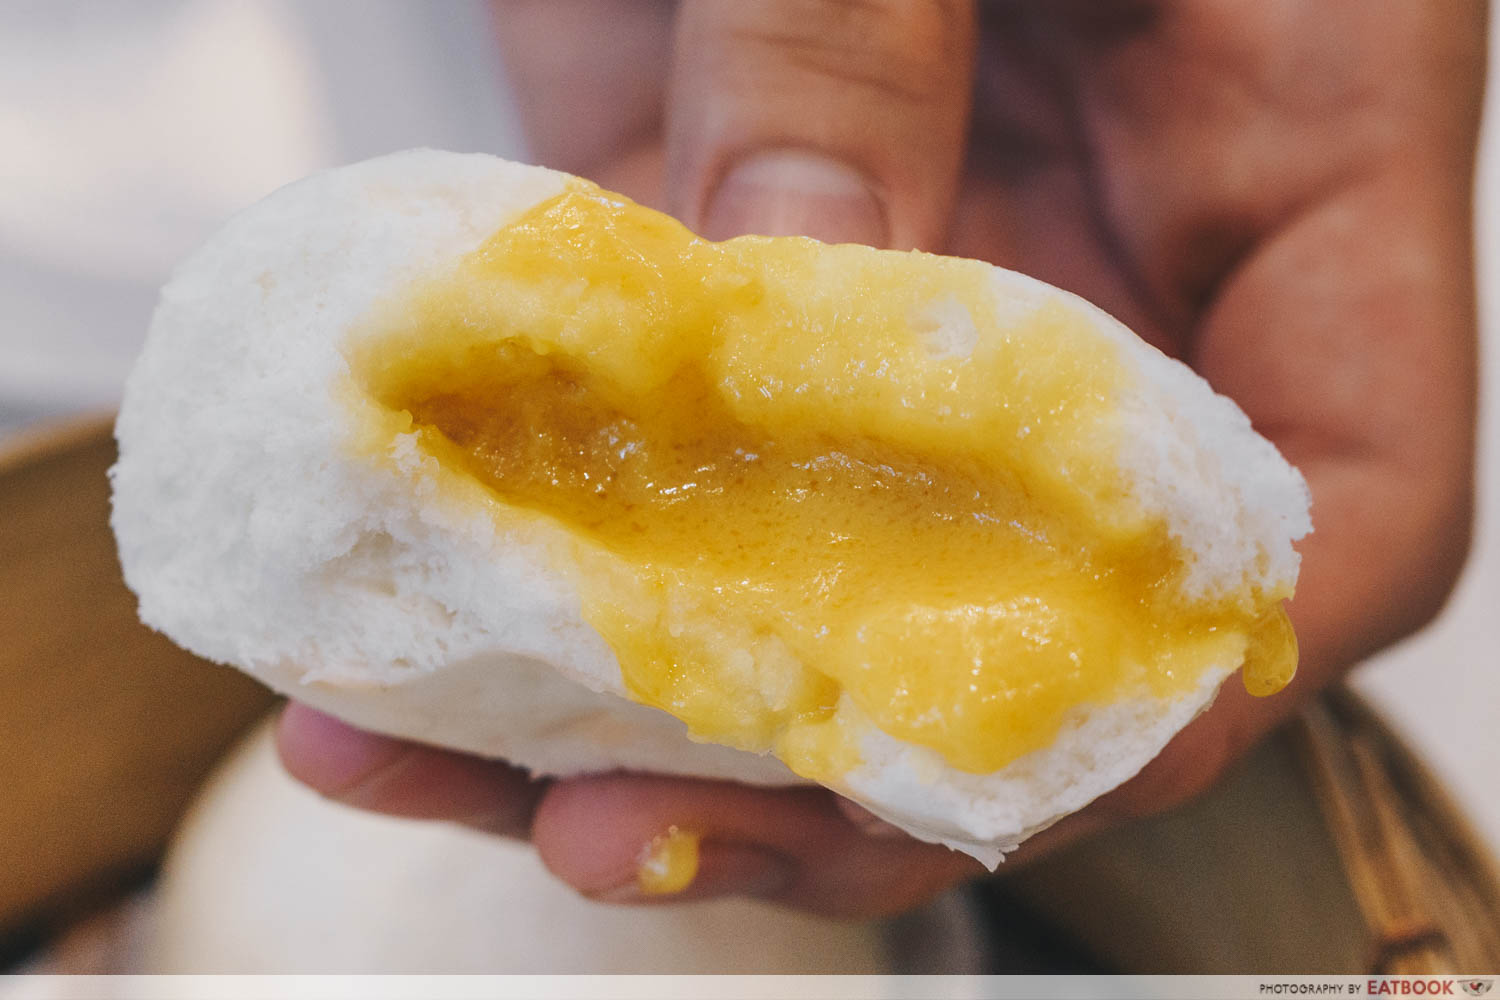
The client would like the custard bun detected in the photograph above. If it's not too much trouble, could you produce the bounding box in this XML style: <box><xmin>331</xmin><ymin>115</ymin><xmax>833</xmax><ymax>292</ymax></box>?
<box><xmin>111</xmin><ymin>150</ymin><xmax>1310</xmax><ymax>866</ymax></box>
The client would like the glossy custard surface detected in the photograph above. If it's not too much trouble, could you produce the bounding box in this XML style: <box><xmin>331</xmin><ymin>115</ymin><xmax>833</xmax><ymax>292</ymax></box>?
<box><xmin>636</xmin><ymin>826</ymin><xmax>701</xmax><ymax>896</ymax></box>
<box><xmin>353</xmin><ymin>181</ymin><xmax>1296</xmax><ymax>779</ymax></box>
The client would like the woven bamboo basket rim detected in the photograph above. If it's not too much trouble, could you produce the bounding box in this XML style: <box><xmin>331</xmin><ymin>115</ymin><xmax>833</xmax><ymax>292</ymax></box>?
<box><xmin>1295</xmin><ymin>687</ymin><xmax>1500</xmax><ymax>971</ymax></box>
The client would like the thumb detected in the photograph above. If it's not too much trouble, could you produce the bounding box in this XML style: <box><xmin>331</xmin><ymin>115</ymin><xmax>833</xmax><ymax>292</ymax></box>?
<box><xmin>665</xmin><ymin>0</ymin><xmax>976</xmax><ymax>249</ymax></box>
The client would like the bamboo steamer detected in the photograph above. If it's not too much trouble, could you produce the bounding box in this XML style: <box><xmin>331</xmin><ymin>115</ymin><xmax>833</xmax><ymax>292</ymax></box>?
<box><xmin>1000</xmin><ymin>690</ymin><xmax>1500</xmax><ymax>972</ymax></box>
<box><xmin>0</xmin><ymin>417</ymin><xmax>275</xmax><ymax>954</ymax></box>
<box><xmin>2</xmin><ymin>416</ymin><xmax>1496</xmax><ymax>973</ymax></box>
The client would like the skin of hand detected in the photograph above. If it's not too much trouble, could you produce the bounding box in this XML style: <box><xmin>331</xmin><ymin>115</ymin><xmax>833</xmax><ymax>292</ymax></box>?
<box><xmin>277</xmin><ymin>0</ymin><xmax>1484</xmax><ymax>917</ymax></box>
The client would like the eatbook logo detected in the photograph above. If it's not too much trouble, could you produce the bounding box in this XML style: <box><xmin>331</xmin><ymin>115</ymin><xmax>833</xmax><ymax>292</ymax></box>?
<box><xmin>1461</xmin><ymin>981</ymin><xmax>1493</xmax><ymax>997</ymax></box>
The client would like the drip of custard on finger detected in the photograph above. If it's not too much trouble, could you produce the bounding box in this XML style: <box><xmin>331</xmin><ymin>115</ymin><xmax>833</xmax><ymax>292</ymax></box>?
<box><xmin>636</xmin><ymin>826</ymin><xmax>701</xmax><ymax>896</ymax></box>
<box><xmin>350</xmin><ymin>180</ymin><xmax>1297</xmax><ymax>781</ymax></box>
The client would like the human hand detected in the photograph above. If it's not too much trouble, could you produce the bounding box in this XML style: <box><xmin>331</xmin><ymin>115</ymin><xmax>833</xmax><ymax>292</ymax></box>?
<box><xmin>278</xmin><ymin>0</ymin><xmax>1483</xmax><ymax>917</ymax></box>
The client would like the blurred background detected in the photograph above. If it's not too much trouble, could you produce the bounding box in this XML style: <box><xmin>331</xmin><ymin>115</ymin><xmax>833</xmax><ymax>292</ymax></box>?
<box><xmin>0</xmin><ymin>0</ymin><xmax>523</xmax><ymax>432</ymax></box>
<box><xmin>1</xmin><ymin>0</ymin><xmax>1496</xmax><ymax>976</ymax></box>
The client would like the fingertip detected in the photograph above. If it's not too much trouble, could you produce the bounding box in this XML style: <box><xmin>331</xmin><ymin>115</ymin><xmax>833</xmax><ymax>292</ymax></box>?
<box><xmin>275</xmin><ymin>702</ymin><xmax>543</xmax><ymax>837</ymax></box>
<box><xmin>529</xmin><ymin>775</ymin><xmax>980</xmax><ymax>916</ymax></box>
<box><xmin>530</xmin><ymin>775</ymin><xmax>663</xmax><ymax>892</ymax></box>
<box><xmin>532</xmin><ymin>776</ymin><xmax>800</xmax><ymax>902</ymax></box>
<box><xmin>275</xmin><ymin>701</ymin><xmax>407</xmax><ymax>797</ymax></box>
<box><xmin>665</xmin><ymin>0</ymin><xmax>975</xmax><ymax>252</ymax></box>
<box><xmin>700</xmin><ymin>149</ymin><xmax>887</xmax><ymax>245</ymax></box>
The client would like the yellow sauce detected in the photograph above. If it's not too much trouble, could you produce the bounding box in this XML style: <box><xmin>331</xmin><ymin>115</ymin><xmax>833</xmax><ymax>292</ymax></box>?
<box><xmin>636</xmin><ymin>826</ymin><xmax>701</xmax><ymax>896</ymax></box>
<box><xmin>352</xmin><ymin>180</ymin><xmax>1297</xmax><ymax>780</ymax></box>
<box><xmin>1241</xmin><ymin>604</ymin><xmax>1299</xmax><ymax>697</ymax></box>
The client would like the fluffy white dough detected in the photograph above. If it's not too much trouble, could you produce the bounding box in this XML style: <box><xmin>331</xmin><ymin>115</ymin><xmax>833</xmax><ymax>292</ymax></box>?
<box><xmin>111</xmin><ymin>150</ymin><xmax>1311</xmax><ymax>866</ymax></box>
<box><xmin>149</xmin><ymin>723</ymin><xmax>911</xmax><ymax>973</ymax></box>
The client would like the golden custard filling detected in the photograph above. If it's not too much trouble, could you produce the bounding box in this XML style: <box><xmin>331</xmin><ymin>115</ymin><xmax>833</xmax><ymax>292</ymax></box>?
<box><xmin>351</xmin><ymin>181</ymin><xmax>1296</xmax><ymax>780</ymax></box>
